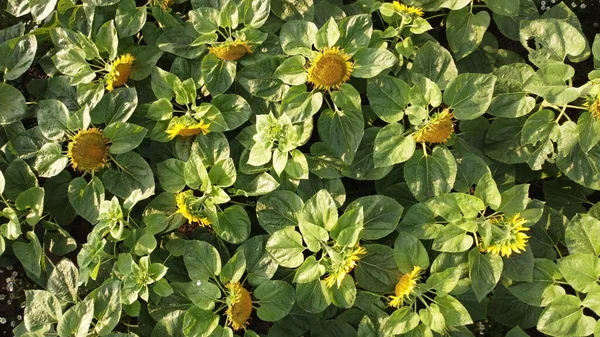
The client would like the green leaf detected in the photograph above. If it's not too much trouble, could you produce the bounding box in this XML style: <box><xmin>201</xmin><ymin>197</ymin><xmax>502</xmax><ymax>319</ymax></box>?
<box><xmin>68</xmin><ymin>176</ymin><xmax>104</xmax><ymax>223</ymax></box>
<box><xmin>443</xmin><ymin>73</ymin><xmax>496</xmax><ymax>120</ymax></box>
<box><xmin>115</xmin><ymin>0</ymin><xmax>147</xmax><ymax>37</ymax></box>
<box><xmin>578</xmin><ymin>112</ymin><xmax>600</xmax><ymax>153</ymax></box>
<box><xmin>256</xmin><ymin>190</ymin><xmax>303</xmax><ymax>234</ymax></box>
<box><xmin>296</xmin><ymin>279</ymin><xmax>331</xmax><ymax>313</ymax></box>
<box><xmin>484</xmin><ymin>0</ymin><xmax>519</xmax><ymax>15</ymax></box>
<box><xmin>0</xmin><ymin>34</ymin><xmax>37</xmax><ymax>80</ymax></box>
<box><xmin>519</xmin><ymin>18</ymin><xmax>586</xmax><ymax>68</ymax></box>
<box><xmin>469</xmin><ymin>248</ymin><xmax>503</xmax><ymax>302</ymax></box>
<box><xmin>507</xmin><ymin>259</ymin><xmax>565</xmax><ymax>307</ymax></box>
<box><xmin>211</xmin><ymin>94</ymin><xmax>252</xmax><ymax>131</ymax></box>
<box><xmin>394</xmin><ymin>233</ymin><xmax>430</xmax><ymax>273</ymax></box>
<box><xmin>96</xmin><ymin>20</ymin><xmax>118</xmax><ymax>60</ymax></box>
<box><xmin>184</xmin><ymin>240</ymin><xmax>222</xmax><ymax>280</ymax></box>
<box><xmin>152</xmin><ymin>310</ymin><xmax>186</xmax><ymax>337</ymax></box>
<box><xmin>35</xmin><ymin>143</ymin><xmax>69</xmax><ymax>178</ymax></box>
<box><xmin>374</xmin><ymin>124</ymin><xmax>415</xmax><ymax>168</ymax></box>
<box><xmin>537</xmin><ymin>295</ymin><xmax>596</xmax><ymax>337</ymax></box>
<box><xmin>273</xmin><ymin>56</ymin><xmax>308</xmax><ymax>86</ymax></box>
<box><xmin>318</xmin><ymin>108</ymin><xmax>364</xmax><ymax>165</ymax></box>
<box><xmin>157</xmin><ymin>159</ymin><xmax>186</xmax><ymax>193</ymax></box>
<box><xmin>419</xmin><ymin>304</ymin><xmax>446</xmax><ymax>334</ymax></box>
<box><xmin>432</xmin><ymin>224</ymin><xmax>473</xmax><ymax>252</ymax></box>
<box><xmin>201</xmin><ymin>54</ymin><xmax>236</xmax><ymax>96</ymax></box>
<box><xmin>182</xmin><ymin>306</ymin><xmax>219</xmax><ymax>337</ymax></box>
<box><xmin>215</xmin><ymin>205</ymin><xmax>251</xmax><ymax>244</ymax></box>
<box><xmin>300</xmin><ymin>189</ymin><xmax>338</xmax><ymax>231</ymax></box>
<box><xmin>565</xmin><ymin>214</ymin><xmax>600</xmax><ymax>255</ymax></box>
<box><xmin>255</xmin><ymin>280</ymin><xmax>296</xmax><ymax>321</ymax></box>
<box><xmin>446</xmin><ymin>8</ymin><xmax>490</xmax><ymax>60</ymax></box>
<box><xmin>37</xmin><ymin>99</ymin><xmax>70</xmax><ymax>140</ymax></box>
<box><xmin>474</xmin><ymin>173</ymin><xmax>501</xmax><ymax>209</ymax></box>
<box><xmin>24</xmin><ymin>290</ymin><xmax>63</xmax><ymax>331</ymax></box>
<box><xmin>412</xmin><ymin>41</ymin><xmax>458</xmax><ymax>90</ymax></box>
<box><xmin>352</xmin><ymin>48</ymin><xmax>397</xmax><ymax>78</ymax></box>
<box><xmin>57</xmin><ymin>299</ymin><xmax>94</xmax><ymax>337</ymax></box>
<box><xmin>280</xmin><ymin>20</ymin><xmax>317</xmax><ymax>57</ymax></box>
<box><xmin>29</xmin><ymin>0</ymin><xmax>56</xmax><ymax>22</ymax></box>
<box><xmin>489</xmin><ymin>63</ymin><xmax>536</xmax><ymax>118</ymax></box>
<box><xmin>435</xmin><ymin>295</ymin><xmax>473</xmax><ymax>326</ymax></box>
<box><xmin>294</xmin><ymin>256</ymin><xmax>326</xmax><ymax>283</ymax></box>
<box><xmin>404</xmin><ymin>147</ymin><xmax>457</xmax><ymax>202</ymax></box>
<box><xmin>337</xmin><ymin>15</ymin><xmax>372</xmax><ymax>55</ymax></box>
<box><xmin>355</xmin><ymin>244</ymin><xmax>399</xmax><ymax>292</ymax></box>
<box><xmin>271</xmin><ymin>0</ymin><xmax>314</xmax><ymax>21</ymax></box>
<box><xmin>91</xmin><ymin>281</ymin><xmax>122</xmax><ymax>335</ymax></box>
<box><xmin>90</xmin><ymin>87</ymin><xmax>138</xmax><ymax>125</ymax></box>
<box><xmin>524</xmin><ymin>63</ymin><xmax>580</xmax><ymax>105</ymax></box>
<box><xmin>47</xmin><ymin>259</ymin><xmax>78</xmax><ymax>304</ymax></box>
<box><xmin>102</xmin><ymin>152</ymin><xmax>155</xmax><ymax>200</ymax></box>
<box><xmin>381</xmin><ymin>307</ymin><xmax>420</xmax><ymax>335</ymax></box>
<box><xmin>0</xmin><ymin>83</ymin><xmax>27</xmax><ymax>125</ymax></box>
<box><xmin>315</xmin><ymin>17</ymin><xmax>340</xmax><ymax>50</ymax></box>
<box><xmin>104</xmin><ymin>122</ymin><xmax>148</xmax><ymax>154</ymax></box>
<box><xmin>497</xmin><ymin>184</ymin><xmax>530</xmax><ymax>214</ymax></box>
<box><xmin>367</xmin><ymin>75</ymin><xmax>410</xmax><ymax>123</ymax></box>
<box><xmin>13</xmin><ymin>231</ymin><xmax>43</xmax><ymax>278</ymax></box>
<box><xmin>265</xmin><ymin>228</ymin><xmax>305</xmax><ymax>268</ymax></box>
<box><xmin>240</xmin><ymin>0</ymin><xmax>270</xmax><ymax>28</ymax></box>
<box><xmin>327</xmin><ymin>274</ymin><xmax>356</xmax><ymax>309</ymax></box>
<box><xmin>558</xmin><ymin>253</ymin><xmax>600</xmax><ymax>293</ymax></box>
<box><xmin>345</xmin><ymin>195</ymin><xmax>403</xmax><ymax>240</ymax></box>
<box><xmin>4</xmin><ymin>158</ymin><xmax>37</xmax><ymax>200</ymax></box>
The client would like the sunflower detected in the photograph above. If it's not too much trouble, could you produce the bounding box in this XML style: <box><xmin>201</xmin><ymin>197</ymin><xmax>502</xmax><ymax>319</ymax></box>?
<box><xmin>67</xmin><ymin>128</ymin><xmax>110</xmax><ymax>173</ymax></box>
<box><xmin>209</xmin><ymin>40</ymin><xmax>253</xmax><ymax>61</ymax></box>
<box><xmin>104</xmin><ymin>53</ymin><xmax>135</xmax><ymax>91</ymax></box>
<box><xmin>307</xmin><ymin>47</ymin><xmax>354</xmax><ymax>91</ymax></box>
<box><xmin>414</xmin><ymin>109</ymin><xmax>454</xmax><ymax>144</ymax></box>
<box><xmin>175</xmin><ymin>191</ymin><xmax>211</xmax><ymax>227</ymax></box>
<box><xmin>165</xmin><ymin>116</ymin><xmax>210</xmax><ymax>140</ymax></box>
<box><xmin>389</xmin><ymin>266</ymin><xmax>422</xmax><ymax>308</ymax></box>
<box><xmin>225</xmin><ymin>282</ymin><xmax>253</xmax><ymax>331</ymax></box>
<box><xmin>392</xmin><ymin>1</ymin><xmax>425</xmax><ymax>17</ymax></box>
<box><xmin>584</xmin><ymin>94</ymin><xmax>600</xmax><ymax>118</ymax></box>
<box><xmin>480</xmin><ymin>214</ymin><xmax>530</xmax><ymax>258</ymax></box>
<box><xmin>161</xmin><ymin>0</ymin><xmax>174</xmax><ymax>10</ymax></box>
<box><xmin>324</xmin><ymin>245</ymin><xmax>367</xmax><ymax>288</ymax></box>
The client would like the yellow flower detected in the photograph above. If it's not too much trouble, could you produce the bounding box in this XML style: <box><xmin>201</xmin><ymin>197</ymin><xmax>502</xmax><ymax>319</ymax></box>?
<box><xmin>307</xmin><ymin>47</ymin><xmax>354</xmax><ymax>91</ymax></box>
<box><xmin>67</xmin><ymin>128</ymin><xmax>109</xmax><ymax>173</ymax></box>
<box><xmin>324</xmin><ymin>245</ymin><xmax>367</xmax><ymax>288</ymax></box>
<box><xmin>165</xmin><ymin>116</ymin><xmax>210</xmax><ymax>140</ymax></box>
<box><xmin>105</xmin><ymin>53</ymin><xmax>135</xmax><ymax>91</ymax></box>
<box><xmin>388</xmin><ymin>266</ymin><xmax>422</xmax><ymax>308</ymax></box>
<box><xmin>584</xmin><ymin>94</ymin><xmax>600</xmax><ymax>118</ymax></box>
<box><xmin>226</xmin><ymin>282</ymin><xmax>253</xmax><ymax>331</ymax></box>
<box><xmin>175</xmin><ymin>191</ymin><xmax>211</xmax><ymax>227</ymax></box>
<box><xmin>414</xmin><ymin>109</ymin><xmax>454</xmax><ymax>144</ymax></box>
<box><xmin>161</xmin><ymin>0</ymin><xmax>174</xmax><ymax>10</ymax></box>
<box><xmin>209</xmin><ymin>40</ymin><xmax>253</xmax><ymax>61</ymax></box>
<box><xmin>480</xmin><ymin>214</ymin><xmax>530</xmax><ymax>258</ymax></box>
<box><xmin>392</xmin><ymin>1</ymin><xmax>425</xmax><ymax>17</ymax></box>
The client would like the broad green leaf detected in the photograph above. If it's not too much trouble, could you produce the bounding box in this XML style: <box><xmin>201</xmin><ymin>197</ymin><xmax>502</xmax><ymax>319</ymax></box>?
<box><xmin>446</xmin><ymin>8</ymin><xmax>490</xmax><ymax>60</ymax></box>
<box><xmin>394</xmin><ymin>232</ymin><xmax>430</xmax><ymax>273</ymax></box>
<box><xmin>0</xmin><ymin>83</ymin><xmax>27</xmax><ymax>125</ymax></box>
<box><xmin>115</xmin><ymin>0</ymin><xmax>147</xmax><ymax>37</ymax></box>
<box><xmin>355</xmin><ymin>244</ymin><xmax>399</xmax><ymax>292</ymax></box>
<box><xmin>90</xmin><ymin>87</ymin><xmax>138</xmax><ymax>125</ymax></box>
<box><xmin>318</xmin><ymin>108</ymin><xmax>364</xmax><ymax>165</ymax></box>
<box><xmin>558</xmin><ymin>253</ymin><xmax>600</xmax><ymax>293</ymax></box>
<box><xmin>537</xmin><ymin>295</ymin><xmax>596</xmax><ymax>337</ymax></box>
<box><xmin>182</xmin><ymin>306</ymin><xmax>219</xmax><ymax>337</ymax></box>
<box><xmin>443</xmin><ymin>73</ymin><xmax>496</xmax><ymax>120</ymax></box>
<box><xmin>404</xmin><ymin>147</ymin><xmax>457</xmax><ymax>202</ymax></box>
<box><xmin>103</xmin><ymin>122</ymin><xmax>148</xmax><ymax>154</ymax></box>
<box><xmin>345</xmin><ymin>195</ymin><xmax>403</xmax><ymax>240</ymax></box>
<box><xmin>327</xmin><ymin>274</ymin><xmax>356</xmax><ymax>309</ymax></box>
<box><xmin>280</xmin><ymin>20</ymin><xmax>317</xmax><ymax>57</ymax></box>
<box><xmin>47</xmin><ymin>259</ymin><xmax>78</xmax><ymax>304</ymax></box>
<box><xmin>367</xmin><ymin>75</ymin><xmax>410</xmax><ymax>123</ymax></box>
<box><xmin>68</xmin><ymin>176</ymin><xmax>104</xmax><ymax>223</ymax></box>
<box><xmin>315</xmin><ymin>17</ymin><xmax>340</xmax><ymax>49</ymax></box>
<box><xmin>381</xmin><ymin>307</ymin><xmax>420</xmax><ymax>335</ymax></box>
<box><xmin>13</xmin><ymin>231</ymin><xmax>43</xmax><ymax>278</ymax></box>
<box><xmin>352</xmin><ymin>48</ymin><xmax>397</xmax><ymax>78</ymax></box>
<box><xmin>256</xmin><ymin>190</ymin><xmax>303</xmax><ymax>234</ymax></box>
<box><xmin>296</xmin><ymin>279</ymin><xmax>331</xmax><ymax>313</ymax></box>
<box><xmin>373</xmin><ymin>124</ymin><xmax>416</xmax><ymax>168</ymax></box>
<box><xmin>255</xmin><ymin>280</ymin><xmax>295</xmax><ymax>321</ymax></box>
<box><xmin>412</xmin><ymin>41</ymin><xmax>458</xmax><ymax>90</ymax></box>
<box><xmin>0</xmin><ymin>34</ymin><xmax>37</xmax><ymax>80</ymax></box>
<box><xmin>300</xmin><ymin>189</ymin><xmax>338</xmax><ymax>231</ymax></box>
<box><xmin>524</xmin><ymin>63</ymin><xmax>580</xmax><ymax>105</ymax></box>
<box><xmin>201</xmin><ymin>54</ymin><xmax>236</xmax><ymax>96</ymax></box>
<box><xmin>92</xmin><ymin>281</ymin><xmax>122</xmax><ymax>335</ymax></box>
<box><xmin>24</xmin><ymin>290</ymin><xmax>63</xmax><ymax>331</ymax></box>
<box><xmin>484</xmin><ymin>0</ymin><xmax>519</xmax><ymax>15</ymax></box>
<box><xmin>578</xmin><ymin>112</ymin><xmax>600</xmax><ymax>153</ymax></box>
<box><xmin>435</xmin><ymin>295</ymin><xmax>473</xmax><ymax>326</ymax></box>
<box><xmin>184</xmin><ymin>240</ymin><xmax>222</xmax><ymax>280</ymax></box>
<box><xmin>565</xmin><ymin>214</ymin><xmax>600</xmax><ymax>255</ymax></box>
<box><xmin>337</xmin><ymin>15</ymin><xmax>372</xmax><ymax>55</ymax></box>
<box><xmin>157</xmin><ymin>159</ymin><xmax>186</xmax><ymax>193</ymax></box>
<box><xmin>265</xmin><ymin>228</ymin><xmax>305</xmax><ymax>268</ymax></box>
<box><xmin>469</xmin><ymin>248</ymin><xmax>503</xmax><ymax>302</ymax></box>
<box><xmin>271</xmin><ymin>0</ymin><xmax>314</xmax><ymax>21</ymax></box>
<box><xmin>215</xmin><ymin>205</ymin><xmax>251</xmax><ymax>244</ymax></box>
<box><xmin>35</xmin><ymin>143</ymin><xmax>69</xmax><ymax>178</ymax></box>
<box><xmin>102</xmin><ymin>152</ymin><xmax>154</xmax><ymax>200</ymax></box>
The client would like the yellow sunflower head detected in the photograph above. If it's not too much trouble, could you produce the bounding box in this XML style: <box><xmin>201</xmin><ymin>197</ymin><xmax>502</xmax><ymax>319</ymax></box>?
<box><xmin>209</xmin><ymin>40</ymin><xmax>253</xmax><ymax>61</ymax></box>
<box><xmin>161</xmin><ymin>0</ymin><xmax>175</xmax><ymax>10</ymax></box>
<box><xmin>480</xmin><ymin>214</ymin><xmax>530</xmax><ymax>258</ymax></box>
<box><xmin>584</xmin><ymin>94</ymin><xmax>600</xmax><ymax>119</ymax></box>
<box><xmin>307</xmin><ymin>47</ymin><xmax>354</xmax><ymax>91</ymax></box>
<box><xmin>389</xmin><ymin>266</ymin><xmax>422</xmax><ymax>308</ymax></box>
<box><xmin>324</xmin><ymin>245</ymin><xmax>367</xmax><ymax>288</ymax></box>
<box><xmin>67</xmin><ymin>128</ymin><xmax>110</xmax><ymax>173</ymax></box>
<box><xmin>225</xmin><ymin>282</ymin><xmax>253</xmax><ymax>331</ymax></box>
<box><xmin>166</xmin><ymin>116</ymin><xmax>210</xmax><ymax>140</ymax></box>
<box><xmin>175</xmin><ymin>191</ymin><xmax>211</xmax><ymax>227</ymax></box>
<box><xmin>392</xmin><ymin>1</ymin><xmax>425</xmax><ymax>17</ymax></box>
<box><xmin>105</xmin><ymin>53</ymin><xmax>135</xmax><ymax>92</ymax></box>
<box><xmin>414</xmin><ymin>109</ymin><xmax>455</xmax><ymax>144</ymax></box>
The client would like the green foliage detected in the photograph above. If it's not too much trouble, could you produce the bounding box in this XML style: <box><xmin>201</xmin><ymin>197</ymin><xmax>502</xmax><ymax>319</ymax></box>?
<box><xmin>0</xmin><ymin>0</ymin><xmax>599</xmax><ymax>336</ymax></box>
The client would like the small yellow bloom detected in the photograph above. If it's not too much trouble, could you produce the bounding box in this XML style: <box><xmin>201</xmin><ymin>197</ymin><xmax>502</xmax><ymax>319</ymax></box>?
<box><xmin>324</xmin><ymin>245</ymin><xmax>367</xmax><ymax>288</ymax></box>
<box><xmin>480</xmin><ymin>214</ymin><xmax>530</xmax><ymax>258</ymax></box>
<box><xmin>67</xmin><ymin>128</ymin><xmax>109</xmax><ymax>173</ymax></box>
<box><xmin>414</xmin><ymin>109</ymin><xmax>454</xmax><ymax>144</ymax></box>
<box><xmin>388</xmin><ymin>266</ymin><xmax>422</xmax><ymax>308</ymax></box>
<box><xmin>209</xmin><ymin>40</ymin><xmax>253</xmax><ymax>61</ymax></box>
<box><xmin>105</xmin><ymin>53</ymin><xmax>135</xmax><ymax>91</ymax></box>
<box><xmin>584</xmin><ymin>94</ymin><xmax>600</xmax><ymax>118</ymax></box>
<box><xmin>166</xmin><ymin>117</ymin><xmax>210</xmax><ymax>140</ymax></box>
<box><xmin>307</xmin><ymin>47</ymin><xmax>354</xmax><ymax>91</ymax></box>
<box><xmin>392</xmin><ymin>1</ymin><xmax>425</xmax><ymax>17</ymax></box>
<box><xmin>175</xmin><ymin>191</ymin><xmax>211</xmax><ymax>227</ymax></box>
<box><xmin>226</xmin><ymin>282</ymin><xmax>253</xmax><ymax>331</ymax></box>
